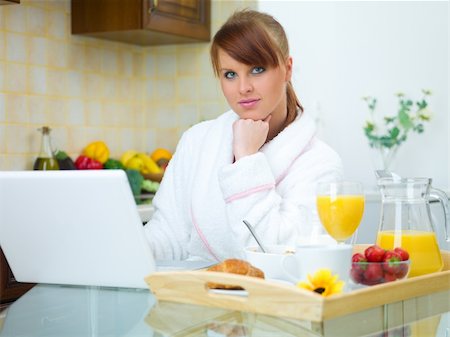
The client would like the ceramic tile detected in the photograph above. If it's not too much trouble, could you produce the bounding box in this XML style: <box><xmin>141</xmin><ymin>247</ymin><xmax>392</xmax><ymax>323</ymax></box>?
<box><xmin>132</xmin><ymin>52</ymin><xmax>144</xmax><ymax>78</ymax></box>
<box><xmin>50</xmin><ymin>126</ymin><xmax>69</xmax><ymax>152</ymax></box>
<box><xmin>119</xmin><ymin>127</ymin><xmax>140</xmax><ymax>153</ymax></box>
<box><xmin>199</xmin><ymin>102</ymin><xmax>224</xmax><ymax>121</ymax></box>
<box><xmin>176</xmin><ymin>76</ymin><xmax>199</xmax><ymax>103</ymax></box>
<box><xmin>177</xmin><ymin>103</ymin><xmax>199</xmax><ymax>129</ymax></box>
<box><xmin>120</xmin><ymin>50</ymin><xmax>133</xmax><ymax>78</ymax></box>
<box><xmin>67</xmin><ymin>126</ymin><xmax>87</xmax><ymax>153</ymax></box>
<box><xmin>199</xmin><ymin>76</ymin><xmax>222</xmax><ymax>102</ymax></box>
<box><xmin>0</xmin><ymin>93</ymin><xmax>5</xmax><ymax>122</ymax></box>
<box><xmin>47</xmin><ymin>69</ymin><xmax>67</xmax><ymax>96</ymax></box>
<box><xmin>102</xmin><ymin>128</ymin><xmax>121</xmax><ymax>156</ymax></box>
<box><xmin>26</xmin><ymin>5</ymin><xmax>48</xmax><ymax>36</ymax></box>
<box><xmin>155</xmin><ymin>79</ymin><xmax>175</xmax><ymax>102</ymax></box>
<box><xmin>47</xmin><ymin>39</ymin><xmax>68</xmax><ymax>68</ymax></box>
<box><xmin>46</xmin><ymin>98</ymin><xmax>67</xmax><ymax>125</ymax></box>
<box><xmin>155</xmin><ymin>128</ymin><xmax>179</xmax><ymax>151</ymax></box>
<box><xmin>29</xmin><ymin>36</ymin><xmax>48</xmax><ymax>66</ymax></box>
<box><xmin>48</xmin><ymin>9</ymin><xmax>67</xmax><ymax>40</ymax></box>
<box><xmin>101</xmin><ymin>48</ymin><xmax>119</xmax><ymax>75</ymax></box>
<box><xmin>143</xmin><ymin>129</ymin><xmax>156</xmax><ymax>151</ymax></box>
<box><xmin>4</xmin><ymin>4</ymin><xmax>27</xmax><ymax>33</ymax></box>
<box><xmin>0</xmin><ymin>61</ymin><xmax>4</xmax><ymax>91</ymax></box>
<box><xmin>66</xmin><ymin>71</ymin><xmax>83</xmax><ymax>98</ymax></box>
<box><xmin>0</xmin><ymin>125</ymin><xmax>5</xmax><ymax>153</ymax></box>
<box><xmin>6</xmin><ymin>32</ymin><xmax>28</xmax><ymax>63</ymax></box>
<box><xmin>0</xmin><ymin>0</ymin><xmax>243</xmax><ymax>170</ymax></box>
<box><xmin>143</xmin><ymin>79</ymin><xmax>154</xmax><ymax>101</ymax></box>
<box><xmin>6</xmin><ymin>124</ymin><xmax>29</xmax><ymax>153</ymax></box>
<box><xmin>143</xmin><ymin>53</ymin><xmax>156</xmax><ymax>78</ymax></box>
<box><xmin>66</xmin><ymin>99</ymin><xmax>85</xmax><ymax>125</ymax></box>
<box><xmin>103</xmin><ymin>76</ymin><xmax>118</xmax><ymax>100</ymax></box>
<box><xmin>85</xmin><ymin>46</ymin><xmax>102</xmax><ymax>72</ymax></box>
<box><xmin>86</xmin><ymin>101</ymin><xmax>103</xmax><ymax>126</ymax></box>
<box><xmin>156</xmin><ymin>105</ymin><xmax>177</xmax><ymax>129</ymax></box>
<box><xmin>156</xmin><ymin>53</ymin><xmax>176</xmax><ymax>79</ymax></box>
<box><xmin>84</xmin><ymin>73</ymin><xmax>103</xmax><ymax>99</ymax></box>
<box><xmin>67</xmin><ymin>43</ymin><xmax>85</xmax><ymax>71</ymax></box>
<box><xmin>0</xmin><ymin>32</ymin><xmax>5</xmax><ymax>60</ymax></box>
<box><xmin>29</xmin><ymin>66</ymin><xmax>47</xmax><ymax>95</ymax></box>
<box><xmin>28</xmin><ymin>95</ymin><xmax>47</xmax><ymax>125</ymax></box>
<box><xmin>4</xmin><ymin>63</ymin><xmax>27</xmax><ymax>92</ymax></box>
<box><xmin>176</xmin><ymin>47</ymin><xmax>198</xmax><ymax>77</ymax></box>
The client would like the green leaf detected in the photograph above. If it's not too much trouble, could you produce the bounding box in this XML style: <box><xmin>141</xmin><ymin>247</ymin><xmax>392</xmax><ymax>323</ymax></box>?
<box><xmin>417</xmin><ymin>100</ymin><xmax>427</xmax><ymax>109</ymax></box>
<box><xmin>390</xmin><ymin>127</ymin><xmax>400</xmax><ymax>139</ymax></box>
<box><xmin>398</xmin><ymin>110</ymin><xmax>413</xmax><ymax>129</ymax></box>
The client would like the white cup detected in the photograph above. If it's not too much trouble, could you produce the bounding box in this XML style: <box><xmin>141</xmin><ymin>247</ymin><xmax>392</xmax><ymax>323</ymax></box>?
<box><xmin>244</xmin><ymin>245</ymin><xmax>295</xmax><ymax>280</ymax></box>
<box><xmin>282</xmin><ymin>244</ymin><xmax>352</xmax><ymax>287</ymax></box>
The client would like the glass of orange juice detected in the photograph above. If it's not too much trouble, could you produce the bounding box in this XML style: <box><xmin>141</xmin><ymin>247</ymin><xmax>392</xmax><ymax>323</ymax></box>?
<box><xmin>316</xmin><ymin>181</ymin><xmax>365</xmax><ymax>244</ymax></box>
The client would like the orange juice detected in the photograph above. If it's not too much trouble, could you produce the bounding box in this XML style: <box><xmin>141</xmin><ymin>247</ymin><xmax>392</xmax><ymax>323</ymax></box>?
<box><xmin>376</xmin><ymin>230</ymin><xmax>443</xmax><ymax>277</ymax></box>
<box><xmin>316</xmin><ymin>195</ymin><xmax>365</xmax><ymax>241</ymax></box>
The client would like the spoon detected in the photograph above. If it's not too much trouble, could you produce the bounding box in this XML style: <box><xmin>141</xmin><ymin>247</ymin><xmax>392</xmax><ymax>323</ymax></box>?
<box><xmin>243</xmin><ymin>220</ymin><xmax>268</xmax><ymax>253</ymax></box>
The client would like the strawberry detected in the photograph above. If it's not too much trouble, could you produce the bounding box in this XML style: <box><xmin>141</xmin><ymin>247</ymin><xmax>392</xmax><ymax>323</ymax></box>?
<box><xmin>383</xmin><ymin>272</ymin><xmax>397</xmax><ymax>282</ymax></box>
<box><xmin>350</xmin><ymin>268</ymin><xmax>364</xmax><ymax>283</ymax></box>
<box><xmin>396</xmin><ymin>263</ymin><xmax>409</xmax><ymax>279</ymax></box>
<box><xmin>363</xmin><ymin>263</ymin><xmax>383</xmax><ymax>282</ymax></box>
<box><xmin>394</xmin><ymin>247</ymin><xmax>410</xmax><ymax>261</ymax></box>
<box><xmin>364</xmin><ymin>245</ymin><xmax>386</xmax><ymax>262</ymax></box>
<box><xmin>382</xmin><ymin>250</ymin><xmax>402</xmax><ymax>274</ymax></box>
<box><xmin>352</xmin><ymin>253</ymin><xmax>367</xmax><ymax>263</ymax></box>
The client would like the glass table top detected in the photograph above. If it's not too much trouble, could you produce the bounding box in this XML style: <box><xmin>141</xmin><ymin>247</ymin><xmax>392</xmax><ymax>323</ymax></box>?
<box><xmin>0</xmin><ymin>284</ymin><xmax>448</xmax><ymax>337</ymax></box>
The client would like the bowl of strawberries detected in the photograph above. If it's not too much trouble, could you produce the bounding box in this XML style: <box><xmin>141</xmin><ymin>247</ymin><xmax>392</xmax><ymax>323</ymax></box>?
<box><xmin>350</xmin><ymin>245</ymin><xmax>410</xmax><ymax>286</ymax></box>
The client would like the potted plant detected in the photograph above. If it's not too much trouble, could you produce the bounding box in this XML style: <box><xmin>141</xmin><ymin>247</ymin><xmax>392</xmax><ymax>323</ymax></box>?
<box><xmin>362</xmin><ymin>90</ymin><xmax>432</xmax><ymax>170</ymax></box>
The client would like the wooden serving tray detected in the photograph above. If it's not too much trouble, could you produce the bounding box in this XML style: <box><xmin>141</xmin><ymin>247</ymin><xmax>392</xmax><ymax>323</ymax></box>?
<box><xmin>145</xmin><ymin>250</ymin><xmax>450</xmax><ymax>322</ymax></box>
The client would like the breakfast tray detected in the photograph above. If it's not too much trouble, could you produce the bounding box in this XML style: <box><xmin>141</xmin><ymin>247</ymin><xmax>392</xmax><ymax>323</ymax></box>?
<box><xmin>145</xmin><ymin>250</ymin><xmax>450</xmax><ymax>322</ymax></box>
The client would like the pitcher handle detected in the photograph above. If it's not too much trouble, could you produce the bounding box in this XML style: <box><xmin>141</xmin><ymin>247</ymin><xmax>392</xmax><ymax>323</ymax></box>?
<box><xmin>429</xmin><ymin>187</ymin><xmax>450</xmax><ymax>242</ymax></box>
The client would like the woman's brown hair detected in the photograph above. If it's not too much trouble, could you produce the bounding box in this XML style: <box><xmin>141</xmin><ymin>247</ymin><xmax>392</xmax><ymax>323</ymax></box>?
<box><xmin>210</xmin><ymin>9</ymin><xmax>303</xmax><ymax>120</ymax></box>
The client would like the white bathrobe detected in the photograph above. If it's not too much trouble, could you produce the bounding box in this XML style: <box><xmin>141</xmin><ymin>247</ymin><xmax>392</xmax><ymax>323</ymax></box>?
<box><xmin>144</xmin><ymin>110</ymin><xmax>343</xmax><ymax>261</ymax></box>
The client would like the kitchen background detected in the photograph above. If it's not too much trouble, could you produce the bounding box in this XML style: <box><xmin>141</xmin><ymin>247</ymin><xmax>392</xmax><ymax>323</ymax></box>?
<box><xmin>0</xmin><ymin>0</ymin><xmax>448</xmax><ymax>247</ymax></box>
<box><xmin>0</xmin><ymin>0</ymin><xmax>255</xmax><ymax>171</ymax></box>
<box><xmin>0</xmin><ymin>0</ymin><xmax>448</xmax><ymax>192</ymax></box>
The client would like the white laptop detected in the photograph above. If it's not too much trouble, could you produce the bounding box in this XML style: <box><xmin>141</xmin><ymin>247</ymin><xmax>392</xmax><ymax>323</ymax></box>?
<box><xmin>0</xmin><ymin>170</ymin><xmax>211</xmax><ymax>289</ymax></box>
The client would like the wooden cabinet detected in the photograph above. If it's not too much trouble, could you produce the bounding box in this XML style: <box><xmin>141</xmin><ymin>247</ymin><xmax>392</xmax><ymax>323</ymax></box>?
<box><xmin>71</xmin><ymin>0</ymin><xmax>210</xmax><ymax>46</ymax></box>
<box><xmin>0</xmin><ymin>248</ymin><xmax>34</xmax><ymax>305</ymax></box>
<box><xmin>0</xmin><ymin>0</ymin><xmax>20</xmax><ymax>5</ymax></box>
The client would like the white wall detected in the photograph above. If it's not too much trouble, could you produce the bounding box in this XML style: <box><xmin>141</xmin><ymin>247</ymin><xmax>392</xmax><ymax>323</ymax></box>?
<box><xmin>258</xmin><ymin>1</ymin><xmax>449</xmax><ymax>191</ymax></box>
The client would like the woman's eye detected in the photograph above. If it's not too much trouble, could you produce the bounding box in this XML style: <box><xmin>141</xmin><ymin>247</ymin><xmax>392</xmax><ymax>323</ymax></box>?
<box><xmin>252</xmin><ymin>67</ymin><xmax>265</xmax><ymax>74</ymax></box>
<box><xmin>224</xmin><ymin>71</ymin><xmax>236</xmax><ymax>79</ymax></box>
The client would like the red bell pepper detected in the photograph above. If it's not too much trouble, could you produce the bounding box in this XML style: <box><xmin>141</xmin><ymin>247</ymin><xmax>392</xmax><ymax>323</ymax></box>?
<box><xmin>74</xmin><ymin>155</ymin><xmax>104</xmax><ymax>170</ymax></box>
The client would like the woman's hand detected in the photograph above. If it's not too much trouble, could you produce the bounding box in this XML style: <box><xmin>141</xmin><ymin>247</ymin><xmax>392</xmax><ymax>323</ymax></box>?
<box><xmin>233</xmin><ymin>115</ymin><xmax>272</xmax><ymax>161</ymax></box>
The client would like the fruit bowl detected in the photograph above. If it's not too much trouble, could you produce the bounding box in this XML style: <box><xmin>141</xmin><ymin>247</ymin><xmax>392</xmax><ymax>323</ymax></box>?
<box><xmin>350</xmin><ymin>260</ymin><xmax>410</xmax><ymax>286</ymax></box>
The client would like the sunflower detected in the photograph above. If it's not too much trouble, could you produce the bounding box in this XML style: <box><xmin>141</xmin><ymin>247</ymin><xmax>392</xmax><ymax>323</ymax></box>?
<box><xmin>297</xmin><ymin>268</ymin><xmax>344</xmax><ymax>297</ymax></box>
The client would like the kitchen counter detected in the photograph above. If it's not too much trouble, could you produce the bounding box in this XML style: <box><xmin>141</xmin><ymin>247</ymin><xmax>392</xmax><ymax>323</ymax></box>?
<box><xmin>0</xmin><ymin>283</ymin><xmax>448</xmax><ymax>337</ymax></box>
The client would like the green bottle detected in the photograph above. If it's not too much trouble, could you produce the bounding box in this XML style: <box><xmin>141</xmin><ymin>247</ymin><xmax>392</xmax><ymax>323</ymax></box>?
<box><xmin>33</xmin><ymin>126</ymin><xmax>59</xmax><ymax>170</ymax></box>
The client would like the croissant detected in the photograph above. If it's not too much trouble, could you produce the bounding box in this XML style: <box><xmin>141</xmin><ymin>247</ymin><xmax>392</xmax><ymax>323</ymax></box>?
<box><xmin>206</xmin><ymin>258</ymin><xmax>265</xmax><ymax>290</ymax></box>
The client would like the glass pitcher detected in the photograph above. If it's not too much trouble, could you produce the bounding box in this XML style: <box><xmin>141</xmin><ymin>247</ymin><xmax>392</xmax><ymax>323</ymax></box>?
<box><xmin>376</xmin><ymin>177</ymin><xmax>449</xmax><ymax>278</ymax></box>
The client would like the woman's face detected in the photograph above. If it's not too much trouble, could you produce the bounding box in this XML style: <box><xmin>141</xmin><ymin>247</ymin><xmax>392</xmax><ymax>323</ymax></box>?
<box><xmin>217</xmin><ymin>49</ymin><xmax>292</xmax><ymax>122</ymax></box>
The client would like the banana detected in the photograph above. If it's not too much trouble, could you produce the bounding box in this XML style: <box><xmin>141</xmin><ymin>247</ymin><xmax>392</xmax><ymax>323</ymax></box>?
<box><xmin>137</xmin><ymin>153</ymin><xmax>162</xmax><ymax>174</ymax></box>
<box><xmin>120</xmin><ymin>150</ymin><xmax>138</xmax><ymax>167</ymax></box>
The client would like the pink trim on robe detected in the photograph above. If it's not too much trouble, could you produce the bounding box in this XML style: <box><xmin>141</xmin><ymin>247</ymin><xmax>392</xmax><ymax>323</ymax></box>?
<box><xmin>225</xmin><ymin>183</ymin><xmax>275</xmax><ymax>204</ymax></box>
<box><xmin>191</xmin><ymin>205</ymin><xmax>220</xmax><ymax>261</ymax></box>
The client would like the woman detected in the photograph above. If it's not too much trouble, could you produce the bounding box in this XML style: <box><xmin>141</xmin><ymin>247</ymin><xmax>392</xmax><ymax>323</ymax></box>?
<box><xmin>144</xmin><ymin>9</ymin><xmax>343</xmax><ymax>261</ymax></box>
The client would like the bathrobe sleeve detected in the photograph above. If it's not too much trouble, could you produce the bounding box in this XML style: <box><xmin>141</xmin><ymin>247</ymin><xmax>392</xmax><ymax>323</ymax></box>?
<box><xmin>143</xmin><ymin>131</ymin><xmax>195</xmax><ymax>260</ymax></box>
<box><xmin>217</xmin><ymin>142</ymin><xmax>343</xmax><ymax>247</ymax></box>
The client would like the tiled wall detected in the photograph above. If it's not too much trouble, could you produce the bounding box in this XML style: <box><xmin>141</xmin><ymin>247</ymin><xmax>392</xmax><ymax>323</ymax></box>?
<box><xmin>0</xmin><ymin>0</ymin><xmax>256</xmax><ymax>170</ymax></box>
